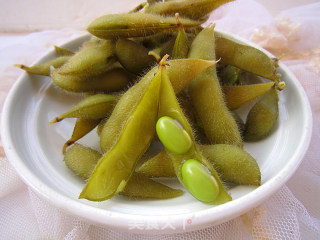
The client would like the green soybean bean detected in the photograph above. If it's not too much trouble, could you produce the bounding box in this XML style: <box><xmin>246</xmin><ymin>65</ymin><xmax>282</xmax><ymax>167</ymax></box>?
<box><xmin>188</xmin><ymin>25</ymin><xmax>242</xmax><ymax>147</ymax></box>
<box><xmin>145</xmin><ymin>0</ymin><xmax>234</xmax><ymax>20</ymax></box>
<box><xmin>157</xmin><ymin>59</ymin><xmax>231</xmax><ymax>204</ymax></box>
<box><xmin>15</xmin><ymin>56</ymin><xmax>70</xmax><ymax>76</ymax></box>
<box><xmin>137</xmin><ymin>144</ymin><xmax>261</xmax><ymax>186</ymax></box>
<box><xmin>57</xmin><ymin>40</ymin><xmax>116</xmax><ymax>77</ymax></box>
<box><xmin>215</xmin><ymin>33</ymin><xmax>281</xmax><ymax>83</ymax></box>
<box><xmin>64</xmin><ymin>144</ymin><xmax>183</xmax><ymax>199</ymax></box>
<box><xmin>244</xmin><ymin>87</ymin><xmax>279</xmax><ymax>141</ymax></box>
<box><xmin>182</xmin><ymin>159</ymin><xmax>219</xmax><ymax>202</ymax></box>
<box><xmin>156</xmin><ymin>116</ymin><xmax>192</xmax><ymax>155</ymax></box>
<box><xmin>99</xmin><ymin>58</ymin><xmax>217</xmax><ymax>152</ymax></box>
<box><xmin>62</xmin><ymin>118</ymin><xmax>101</xmax><ymax>154</ymax></box>
<box><xmin>87</xmin><ymin>12</ymin><xmax>203</xmax><ymax>39</ymax></box>
<box><xmin>51</xmin><ymin>66</ymin><xmax>132</xmax><ymax>93</ymax></box>
<box><xmin>50</xmin><ymin>94</ymin><xmax>117</xmax><ymax>124</ymax></box>
<box><xmin>115</xmin><ymin>38</ymin><xmax>156</xmax><ymax>74</ymax></box>
<box><xmin>223</xmin><ymin>82</ymin><xmax>275</xmax><ymax>110</ymax></box>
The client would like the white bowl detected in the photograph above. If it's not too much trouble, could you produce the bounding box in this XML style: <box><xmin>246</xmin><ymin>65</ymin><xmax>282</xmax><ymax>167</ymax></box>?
<box><xmin>1</xmin><ymin>31</ymin><xmax>312</xmax><ymax>234</ymax></box>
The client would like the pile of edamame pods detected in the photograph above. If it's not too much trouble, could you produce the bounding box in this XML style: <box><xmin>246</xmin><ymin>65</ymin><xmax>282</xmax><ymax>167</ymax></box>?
<box><xmin>16</xmin><ymin>0</ymin><xmax>286</xmax><ymax>205</ymax></box>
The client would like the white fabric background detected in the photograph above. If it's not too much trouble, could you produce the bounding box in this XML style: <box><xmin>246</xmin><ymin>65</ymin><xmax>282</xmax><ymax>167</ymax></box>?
<box><xmin>0</xmin><ymin>0</ymin><xmax>320</xmax><ymax>239</ymax></box>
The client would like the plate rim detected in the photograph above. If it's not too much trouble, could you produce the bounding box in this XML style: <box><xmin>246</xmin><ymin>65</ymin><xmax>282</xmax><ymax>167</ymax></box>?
<box><xmin>1</xmin><ymin>30</ymin><xmax>313</xmax><ymax>234</ymax></box>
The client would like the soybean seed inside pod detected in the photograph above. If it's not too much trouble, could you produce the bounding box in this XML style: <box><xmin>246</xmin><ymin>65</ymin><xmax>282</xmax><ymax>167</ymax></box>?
<box><xmin>87</xmin><ymin>12</ymin><xmax>203</xmax><ymax>39</ymax></box>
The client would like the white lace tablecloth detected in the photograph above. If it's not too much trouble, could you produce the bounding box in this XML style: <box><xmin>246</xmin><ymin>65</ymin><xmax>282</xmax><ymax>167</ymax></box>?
<box><xmin>0</xmin><ymin>1</ymin><xmax>319</xmax><ymax>239</ymax></box>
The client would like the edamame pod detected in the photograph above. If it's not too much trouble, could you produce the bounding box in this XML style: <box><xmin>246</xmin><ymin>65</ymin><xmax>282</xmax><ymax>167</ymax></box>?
<box><xmin>223</xmin><ymin>82</ymin><xmax>275</xmax><ymax>110</ymax></box>
<box><xmin>244</xmin><ymin>87</ymin><xmax>279</xmax><ymax>141</ymax></box>
<box><xmin>64</xmin><ymin>144</ymin><xmax>183</xmax><ymax>199</ymax></box>
<box><xmin>51</xmin><ymin>67</ymin><xmax>132</xmax><ymax>93</ymax></box>
<box><xmin>215</xmin><ymin>33</ymin><xmax>280</xmax><ymax>82</ymax></box>
<box><xmin>79</xmin><ymin>57</ymin><xmax>163</xmax><ymax>201</ymax></box>
<box><xmin>62</xmin><ymin>118</ymin><xmax>101</xmax><ymax>154</ymax></box>
<box><xmin>145</xmin><ymin>0</ymin><xmax>234</xmax><ymax>20</ymax></box>
<box><xmin>218</xmin><ymin>65</ymin><xmax>241</xmax><ymax>86</ymax></box>
<box><xmin>157</xmin><ymin>59</ymin><xmax>231</xmax><ymax>204</ymax></box>
<box><xmin>137</xmin><ymin>144</ymin><xmax>261</xmax><ymax>186</ymax></box>
<box><xmin>54</xmin><ymin>45</ymin><xmax>74</xmax><ymax>56</ymax></box>
<box><xmin>15</xmin><ymin>56</ymin><xmax>70</xmax><ymax>76</ymax></box>
<box><xmin>87</xmin><ymin>12</ymin><xmax>203</xmax><ymax>39</ymax></box>
<box><xmin>115</xmin><ymin>38</ymin><xmax>156</xmax><ymax>74</ymax></box>
<box><xmin>188</xmin><ymin>25</ymin><xmax>243</xmax><ymax>147</ymax></box>
<box><xmin>50</xmin><ymin>94</ymin><xmax>117</xmax><ymax>123</ymax></box>
<box><xmin>171</xmin><ymin>13</ymin><xmax>189</xmax><ymax>59</ymax></box>
<box><xmin>57</xmin><ymin>40</ymin><xmax>116</xmax><ymax>77</ymax></box>
<box><xmin>100</xmin><ymin>58</ymin><xmax>218</xmax><ymax>152</ymax></box>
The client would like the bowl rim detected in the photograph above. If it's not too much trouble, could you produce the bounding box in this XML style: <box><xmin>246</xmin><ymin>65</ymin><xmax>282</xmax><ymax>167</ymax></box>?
<box><xmin>1</xmin><ymin>30</ymin><xmax>313</xmax><ymax>234</ymax></box>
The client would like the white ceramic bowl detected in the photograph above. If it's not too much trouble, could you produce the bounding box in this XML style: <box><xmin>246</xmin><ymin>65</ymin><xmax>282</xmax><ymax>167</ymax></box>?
<box><xmin>1</xmin><ymin>31</ymin><xmax>312</xmax><ymax>234</ymax></box>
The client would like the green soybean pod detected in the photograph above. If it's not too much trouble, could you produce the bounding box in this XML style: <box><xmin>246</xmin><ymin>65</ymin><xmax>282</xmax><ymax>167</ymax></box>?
<box><xmin>64</xmin><ymin>144</ymin><xmax>183</xmax><ymax>199</ymax></box>
<box><xmin>157</xmin><ymin>60</ymin><xmax>231</xmax><ymax>204</ymax></box>
<box><xmin>87</xmin><ymin>12</ymin><xmax>203</xmax><ymax>39</ymax></box>
<box><xmin>188</xmin><ymin>25</ymin><xmax>242</xmax><ymax>147</ymax></box>
<box><xmin>145</xmin><ymin>0</ymin><xmax>234</xmax><ymax>20</ymax></box>
<box><xmin>54</xmin><ymin>45</ymin><xmax>74</xmax><ymax>56</ymax></box>
<box><xmin>218</xmin><ymin>65</ymin><xmax>241</xmax><ymax>86</ymax></box>
<box><xmin>62</xmin><ymin>118</ymin><xmax>101</xmax><ymax>154</ymax></box>
<box><xmin>223</xmin><ymin>82</ymin><xmax>275</xmax><ymax>110</ymax></box>
<box><xmin>51</xmin><ymin>67</ymin><xmax>132</xmax><ymax>93</ymax></box>
<box><xmin>215</xmin><ymin>33</ymin><xmax>280</xmax><ymax>82</ymax></box>
<box><xmin>137</xmin><ymin>144</ymin><xmax>261</xmax><ymax>186</ymax></box>
<box><xmin>57</xmin><ymin>40</ymin><xmax>116</xmax><ymax>77</ymax></box>
<box><xmin>79</xmin><ymin>58</ymin><xmax>163</xmax><ymax>201</ymax></box>
<box><xmin>244</xmin><ymin>87</ymin><xmax>279</xmax><ymax>141</ymax></box>
<box><xmin>15</xmin><ymin>56</ymin><xmax>70</xmax><ymax>76</ymax></box>
<box><xmin>99</xmin><ymin>58</ymin><xmax>218</xmax><ymax>152</ymax></box>
<box><xmin>171</xmin><ymin>13</ymin><xmax>189</xmax><ymax>59</ymax></box>
<box><xmin>115</xmin><ymin>38</ymin><xmax>156</xmax><ymax>74</ymax></box>
<box><xmin>50</xmin><ymin>94</ymin><xmax>117</xmax><ymax>124</ymax></box>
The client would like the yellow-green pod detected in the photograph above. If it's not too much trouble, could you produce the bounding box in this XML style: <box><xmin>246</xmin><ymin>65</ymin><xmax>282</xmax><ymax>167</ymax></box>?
<box><xmin>215</xmin><ymin>33</ymin><xmax>280</xmax><ymax>82</ymax></box>
<box><xmin>15</xmin><ymin>56</ymin><xmax>70</xmax><ymax>76</ymax></box>
<box><xmin>62</xmin><ymin>118</ymin><xmax>101</xmax><ymax>154</ymax></box>
<box><xmin>171</xmin><ymin>13</ymin><xmax>189</xmax><ymax>59</ymax></box>
<box><xmin>57</xmin><ymin>40</ymin><xmax>116</xmax><ymax>77</ymax></box>
<box><xmin>115</xmin><ymin>38</ymin><xmax>156</xmax><ymax>74</ymax></box>
<box><xmin>145</xmin><ymin>0</ymin><xmax>234</xmax><ymax>20</ymax></box>
<box><xmin>87</xmin><ymin>12</ymin><xmax>203</xmax><ymax>39</ymax></box>
<box><xmin>99</xmin><ymin>58</ymin><xmax>218</xmax><ymax>153</ymax></box>
<box><xmin>79</xmin><ymin>59</ymin><xmax>163</xmax><ymax>201</ymax></box>
<box><xmin>64</xmin><ymin>144</ymin><xmax>182</xmax><ymax>199</ymax></box>
<box><xmin>54</xmin><ymin>45</ymin><xmax>74</xmax><ymax>56</ymax></box>
<box><xmin>244</xmin><ymin>87</ymin><xmax>279</xmax><ymax>141</ymax></box>
<box><xmin>50</xmin><ymin>94</ymin><xmax>117</xmax><ymax>123</ymax></box>
<box><xmin>157</xmin><ymin>60</ymin><xmax>231</xmax><ymax>204</ymax></box>
<box><xmin>188</xmin><ymin>25</ymin><xmax>242</xmax><ymax>147</ymax></box>
<box><xmin>223</xmin><ymin>82</ymin><xmax>275</xmax><ymax>110</ymax></box>
<box><xmin>51</xmin><ymin>67</ymin><xmax>132</xmax><ymax>93</ymax></box>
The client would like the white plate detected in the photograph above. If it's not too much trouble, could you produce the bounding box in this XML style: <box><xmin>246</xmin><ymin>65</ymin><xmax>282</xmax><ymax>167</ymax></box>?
<box><xmin>1</xmin><ymin>32</ymin><xmax>312</xmax><ymax>234</ymax></box>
